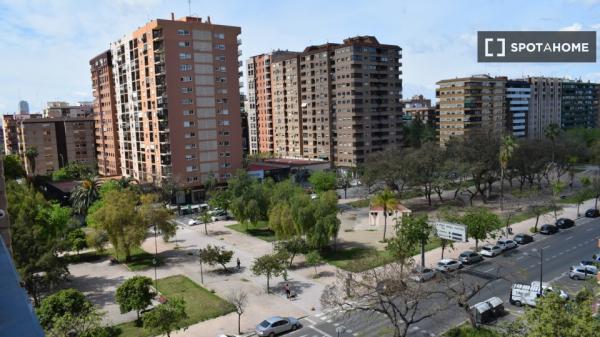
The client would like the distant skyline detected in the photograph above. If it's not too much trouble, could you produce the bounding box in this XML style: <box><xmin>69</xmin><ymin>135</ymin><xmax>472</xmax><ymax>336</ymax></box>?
<box><xmin>1</xmin><ymin>0</ymin><xmax>600</xmax><ymax>112</ymax></box>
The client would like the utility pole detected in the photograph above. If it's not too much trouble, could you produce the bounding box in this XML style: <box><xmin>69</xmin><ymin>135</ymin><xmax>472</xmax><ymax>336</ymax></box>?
<box><xmin>539</xmin><ymin>248</ymin><xmax>543</xmax><ymax>296</ymax></box>
<box><xmin>153</xmin><ymin>225</ymin><xmax>158</xmax><ymax>291</ymax></box>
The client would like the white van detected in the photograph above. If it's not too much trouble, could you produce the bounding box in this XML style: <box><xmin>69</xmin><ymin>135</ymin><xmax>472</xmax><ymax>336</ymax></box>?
<box><xmin>509</xmin><ymin>281</ymin><xmax>568</xmax><ymax>307</ymax></box>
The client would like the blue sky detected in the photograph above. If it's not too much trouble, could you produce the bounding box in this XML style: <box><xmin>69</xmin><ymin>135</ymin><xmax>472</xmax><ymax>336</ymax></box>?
<box><xmin>1</xmin><ymin>0</ymin><xmax>600</xmax><ymax>112</ymax></box>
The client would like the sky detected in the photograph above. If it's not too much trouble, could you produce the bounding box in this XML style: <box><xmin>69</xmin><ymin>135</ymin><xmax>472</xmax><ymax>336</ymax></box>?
<box><xmin>1</xmin><ymin>0</ymin><xmax>600</xmax><ymax>113</ymax></box>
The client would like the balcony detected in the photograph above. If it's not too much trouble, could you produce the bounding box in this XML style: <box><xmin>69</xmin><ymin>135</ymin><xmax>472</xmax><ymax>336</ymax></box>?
<box><xmin>237</xmin><ymin>38</ymin><xmax>242</xmax><ymax>46</ymax></box>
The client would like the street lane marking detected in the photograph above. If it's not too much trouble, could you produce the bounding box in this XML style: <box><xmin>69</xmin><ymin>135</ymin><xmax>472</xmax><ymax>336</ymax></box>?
<box><xmin>308</xmin><ymin>325</ymin><xmax>333</xmax><ymax>337</ymax></box>
<box><xmin>483</xmin><ymin>267</ymin><xmax>495</xmax><ymax>273</ymax></box>
<box><xmin>542</xmin><ymin>245</ymin><xmax>551</xmax><ymax>249</ymax></box>
<box><xmin>516</xmin><ymin>256</ymin><xmax>524</xmax><ymax>260</ymax></box>
<box><xmin>566</xmin><ymin>236</ymin><xmax>573</xmax><ymax>240</ymax></box>
<box><xmin>304</xmin><ymin>317</ymin><xmax>316</xmax><ymax>325</ymax></box>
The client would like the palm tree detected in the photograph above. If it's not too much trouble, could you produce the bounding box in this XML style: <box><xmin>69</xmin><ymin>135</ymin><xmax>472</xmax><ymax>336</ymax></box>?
<box><xmin>25</xmin><ymin>147</ymin><xmax>39</xmax><ymax>176</ymax></box>
<box><xmin>71</xmin><ymin>175</ymin><xmax>100</xmax><ymax>215</ymax></box>
<box><xmin>371</xmin><ymin>188</ymin><xmax>398</xmax><ymax>241</ymax></box>
<box><xmin>499</xmin><ymin>136</ymin><xmax>518</xmax><ymax>210</ymax></box>
<box><xmin>544</xmin><ymin>123</ymin><xmax>561</xmax><ymax>180</ymax></box>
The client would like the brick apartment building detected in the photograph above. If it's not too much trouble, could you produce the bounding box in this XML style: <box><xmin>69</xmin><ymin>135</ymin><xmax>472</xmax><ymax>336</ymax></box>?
<box><xmin>401</xmin><ymin>94</ymin><xmax>436</xmax><ymax>125</ymax></box>
<box><xmin>247</xmin><ymin>36</ymin><xmax>403</xmax><ymax>168</ymax></box>
<box><xmin>3</xmin><ymin>113</ymin><xmax>42</xmax><ymax>155</ymax></box>
<box><xmin>105</xmin><ymin>14</ymin><xmax>243</xmax><ymax>202</ymax></box>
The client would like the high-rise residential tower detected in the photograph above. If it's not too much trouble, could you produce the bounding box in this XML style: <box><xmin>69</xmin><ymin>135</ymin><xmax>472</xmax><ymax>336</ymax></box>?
<box><xmin>18</xmin><ymin>100</ymin><xmax>29</xmax><ymax>114</ymax></box>
<box><xmin>505</xmin><ymin>80</ymin><xmax>530</xmax><ymax>138</ymax></box>
<box><xmin>561</xmin><ymin>80</ymin><xmax>599</xmax><ymax>129</ymax></box>
<box><xmin>525</xmin><ymin>77</ymin><xmax>562</xmax><ymax>139</ymax></box>
<box><xmin>108</xmin><ymin>15</ymin><xmax>243</xmax><ymax>201</ymax></box>
<box><xmin>90</xmin><ymin>51</ymin><xmax>121</xmax><ymax>176</ymax></box>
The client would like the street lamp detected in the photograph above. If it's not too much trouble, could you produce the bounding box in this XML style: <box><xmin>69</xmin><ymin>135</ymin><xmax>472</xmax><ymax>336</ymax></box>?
<box><xmin>153</xmin><ymin>225</ymin><xmax>158</xmax><ymax>292</ymax></box>
<box><xmin>531</xmin><ymin>248</ymin><xmax>544</xmax><ymax>296</ymax></box>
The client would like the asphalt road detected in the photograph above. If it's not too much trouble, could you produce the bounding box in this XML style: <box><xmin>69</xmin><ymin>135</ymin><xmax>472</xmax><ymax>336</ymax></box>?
<box><xmin>284</xmin><ymin>216</ymin><xmax>600</xmax><ymax>337</ymax></box>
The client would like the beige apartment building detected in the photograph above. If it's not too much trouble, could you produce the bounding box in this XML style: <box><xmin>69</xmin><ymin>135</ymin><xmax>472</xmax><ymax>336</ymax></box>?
<box><xmin>3</xmin><ymin>113</ymin><xmax>42</xmax><ymax>155</ymax></box>
<box><xmin>108</xmin><ymin>15</ymin><xmax>243</xmax><ymax>201</ymax></box>
<box><xmin>436</xmin><ymin>75</ymin><xmax>506</xmax><ymax>145</ymax></box>
<box><xmin>248</xmin><ymin>36</ymin><xmax>403</xmax><ymax>167</ymax></box>
<box><xmin>90</xmin><ymin>51</ymin><xmax>121</xmax><ymax>177</ymax></box>
<box><xmin>17</xmin><ymin>117</ymin><xmax>96</xmax><ymax>176</ymax></box>
<box><xmin>525</xmin><ymin>77</ymin><xmax>562</xmax><ymax>139</ymax></box>
<box><xmin>43</xmin><ymin>101</ymin><xmax>93</xmax><ymax>118</ymax></box>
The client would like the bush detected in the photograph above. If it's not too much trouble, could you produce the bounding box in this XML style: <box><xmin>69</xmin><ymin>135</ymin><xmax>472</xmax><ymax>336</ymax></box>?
<box><xmin>529</xmin><ymin>226</ymin><xmax>538</xmax><ymax>233</ymax></box>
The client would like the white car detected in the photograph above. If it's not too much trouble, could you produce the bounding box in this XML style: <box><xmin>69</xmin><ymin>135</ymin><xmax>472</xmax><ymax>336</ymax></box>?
<box><xmin>211</xmin><ymin>211</ymin><xmax>230</xmax><ymax>222</ymax></box>
<box><xmin>480</xmin><ymin>245</ymin><xmax>503</xmax><ymax>257</ymax></box>
<box><xmin>217</xmin><ymin>335</ymin><xmax>240</xmax><ymax>337</ymax></box>
<box><xmin>569</xmin><ymin>265</ymin><xmax>598</xmax><ymax>280</ymax></box>
<box><xmin>409</xmin><ymin>267</ymin><xmax>436</xmax><ymax>282</ymax></box>
<box><xmin>187</xmin><ymin>219</ymin><xmax>199</xmax><ymax>226</ymax></box>
<box><xmin>435</xmin><ymin>259</ymin><xmax>462</xmax><ymax>273</ymax></box>
<box><xmin>496</xmin><ymin>239</ymin><xmax>518</xmax><ymax>251</ymax></box>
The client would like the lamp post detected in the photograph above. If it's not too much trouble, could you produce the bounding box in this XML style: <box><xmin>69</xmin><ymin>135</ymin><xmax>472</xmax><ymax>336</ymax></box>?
<box><xmin>153</xmin><ymin>225</ymin><xmax>158</xmax><ymax>292</ymax></box>
<box><xmin>532</xmin><ymin>247</ymin><xmax>544</xmax><ymax>296</ymax></box>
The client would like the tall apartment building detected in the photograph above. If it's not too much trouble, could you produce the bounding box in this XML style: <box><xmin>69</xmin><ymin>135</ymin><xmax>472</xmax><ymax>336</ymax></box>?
<box><xmin>525</xmin><ymin>77</ymin><xmax>562</xmax><ymax>139</ymax></box>
<box><xmin>246</xmin><ymin>54</ymin><xmax>275</xmax><ymax>153</ymax></box>
<box><xmin>505</xmin><ymin>80</ymin><xmax>530</xmax><ymax>138</ymax></box>
<box><xmin>436</xmin><ymin>75</ymin><xmax>506</xmax><ymax>145</ymax></box>
<box><xmin>248</xmin><ymin>36</ymin><xmax>403</xmax><ymax>167</ymax></box>
<box><xmin>90</xmin><ymin>51</ymin><xmax>121</xmax><ymax>177</ymax></box>
<box><xmin>17</xmin><ymin>117</ymin><xmax>96</xmax><ymax>175</ymax></box>
<box><xmin>561</xmin><ymin>80</ymin><xmax>599</xmax><ymax>129</ymax></box>
<box><xmin>108</xmin><ymin>15</ymin><xmax>243</xmax><ymax>200</ymax></box>
<box><xmin>3</xmin><ymin>113</ymin><xmax>42</xmax><ymax>155</ymax></box>
<box><xmin>18</xmin><ymin>100</ymin><xmax>29</xmax><ymax>114</ymax></box>
<box><xmin>43</xmin><ymin>101</ymin><xmax>93</xmax><ymax>118</ymax></box>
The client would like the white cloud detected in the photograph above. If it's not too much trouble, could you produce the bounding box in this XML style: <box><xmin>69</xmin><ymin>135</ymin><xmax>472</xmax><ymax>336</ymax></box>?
<box><xmin>560</xmin><ymin>22</ymin><xmax>583</xmax><ymax>31</ymax></box>
<box><xmin>590</xmin><ymin>23</ymin><xmax>600</xmax><ymax>29</ymax></box>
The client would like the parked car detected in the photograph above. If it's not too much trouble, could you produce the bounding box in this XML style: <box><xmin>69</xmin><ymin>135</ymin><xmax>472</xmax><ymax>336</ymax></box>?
<box><xmin>458</xmin><ymin>251</ymin><xmax>484</xmax><ymax>265</ymax></box>
<box><xmin>480</xmin><ymin>245</ymin><xmax>503</xmax><ymax>257</ymax></box>
<box><xmin>435</xmin><ymin>259</ymin><xmax>463</xmax><ymax>273</ymax></box>
<box><xmin>187</xmin><ymin>219</ymin><xmax>199</xmax><ymax>226</ymax></box>
<box><xmin>585</xmin><ymin>209</ymin><xmax>600</xmax><ymax>218</ymax></box>
<box><xmin>569</xmin><ymin>265</ymin><xmax>598</xmax><ymax>280</ymax></box>
<box><xmin>555</xmin><ymin>218</ymin><xmax>575</xmax><ymax>229</ymax></box>
<box><xmin>217</xmin><ymin>335</ymin><xmax>240</xmax><ymax>337</ymax></box>
<box><xmin>409</xmin><ymin>267</ymin><xmax>436</xmax><ymax>282</ymax></box>
<box><xmin>255</xmin><ymin>316</ymin><xmax>300</xmax><ymax>336</ymax></box>
<box><xmin>211</xmin><ymin>210</ymin><xmax>230</xmax><ymax>221</ymax></box>
<box><xmin>496</xmin><ymin>239</ymin><xmax>518</xmax><ymax>251</ymax></box>
<box><xmin>539</xmin><ymin>224</ymin><xmax>559</xmax><ymax>235</ymax></box>
<box><xmin>580</xmin><ymin>260</ymin><xmax>599</xmax><ymax>267</ymax></box>
<box><xmin>513</xmin><ymin>233</ymin><xmax>534</xmax><ymax>245</ymax></box>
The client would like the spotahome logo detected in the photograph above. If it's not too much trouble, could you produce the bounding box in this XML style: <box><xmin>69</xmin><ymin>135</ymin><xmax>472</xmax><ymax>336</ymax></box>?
<box><xmin>478</xmin><ymin>31</ymin><xmax>596</xmax><ymax>62</ymax></box>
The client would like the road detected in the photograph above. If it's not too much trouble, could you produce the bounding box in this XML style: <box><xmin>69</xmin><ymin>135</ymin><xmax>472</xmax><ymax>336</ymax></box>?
<box><xmin>285</xmin><ymin>216</ymin><xmax>600</xmax><ymax>337</ymax></box>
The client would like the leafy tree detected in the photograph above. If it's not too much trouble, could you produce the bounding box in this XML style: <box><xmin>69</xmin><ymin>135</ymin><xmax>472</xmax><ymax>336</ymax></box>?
<box><xmin>71</xmin><ymin>176</ymin><xmax>100</xmax><ymax>216</ymax></box>
<box><xmin>207</xmin><ymin>189</ymin><xmax>230</xmax><ymax>212</ymax></box>
<box><xmin>403</xmin><ymin>118</ymin><xmax>436</xmax><ymax>148</ymax></box>
<box><xmin>67</xmin><ymin>228</ymin><xmax>87</xmax><ymax>255</ymax></box>
<box><xmin>544</xmin><ymin>123</ymin><xmax>561</xmax><ymax>175</ymax></box>
<box><xmin>572</xmin><ymin>189</ymin><xmax>591</xmax><ymax>217</ymax></box>
<box><xmin>227</xmin><ymin>290</ymin><xmax>248</xmax><ymax>335</ymax></box>
<box><xmin>51</xmin><ymin>163</ymin><xmax>94</xmax><ymax>182</ymax></box>
<box><xmin>3</xmin><ymin>154</ymin><xmax>26</xmax><ymax>180</ymax></box>
<box><xmin>399</xmin><ymin>214</ymin><xmax>432</xmax><ymax>268</ymax></box>
<box><xmin>309</xmin><ymin>191</ymin><xmax>341</xmax><ymax>250</ymax></box>
<box><xmin>589</xmin><ymin>175</ymin><xmax>600</xmax><ymax>210</ymax></box>
<box><xmin>85</xmin><ymin>227</ymin><xmax>109</xmax><ymax>254</ymax></box>
<box><xmin>337</xmin><ymin>170</ymin><xmax>353</xmax><ymax>199</ymax></box>
<box><xmin>199</xmin><ymin>209</ymin><xmax>212</xmax><ymax>235</ymax></box>
<box><xmin>274</xmin><ymin>237</ymin><xmax>308</xmax><ymax>267</ymax></box>
<box><xmin>25</xmin><ymin>146</ymin><xmax>39</xmax><ymax>175</ymax></box>
<box><xmin>308</xmin><ymin>171</ymin><xmax>337</xmax><ymax>193</ymax></box>
<box><xmin>37</xmin><ymin>288</ymin><xmax>90</xmax><ymax>329</ymax></box>
<box><xmin>139</xmin><ymin>193</ymin><xmax>175</xmax><ymax>242</ymax></box>
<box><xmin>461</xmin><ymin>208</ymin><xmax>500</xmax><ymax>250</ymax></box>
<box><xmin>47</xmin><ymin>202</ymin><xmax>74</xmax><ymax>240</ymax></box>
<box><xmin>251</xmin><ymin>253</ymin><xmax>286</xmax><ymax>293</ymax></box>
<box><xmin>371</xmin><ymin>188</ymin><xmax>398</xmax><ymax>241</ymax></box>
<box><xmin>305</xmin><ymin>250</ymin><xmax>323</xmax><ymax>277</ymax></box>
<box><xmin>227</xmin><ymin>171</ymin><xmax>270</xmax><ymax>229</ymax></box>
<box><xmin>142</xmin><ymin>297</ymin><xmax>188</xmax><ymax>337</ymax></box>
<box><xmin>198</xmin><ymin>244</ymin><xmax>234</xmax><ymax>272</ymax></box>
<box><xmin>268</xmin><ymin>202</ymin><xmax>297</xmax><ymax>240</ymax></box>
<box><xmin>7</xmin><ymin>181</ymin><xmax>68</xmax><ymax>306</ymax></box>
<box><xmin>361</xmin><ymin>148</ymin><xmax>412</xmax><ymax>195</ymax></box>
<box><xmin>88</xmin><ymin>189</ymin><xmax>145</xmax><ymax>261</ymax></box>
<box><xmin>116</xmin><ymin>276</ymin><xmax>155</xmax><ymax>321</ymax></box>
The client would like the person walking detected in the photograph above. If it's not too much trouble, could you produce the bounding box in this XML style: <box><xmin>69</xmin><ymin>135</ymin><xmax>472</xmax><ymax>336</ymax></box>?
<box><xmin>284</xmin><ymin>283</ymin><xmax>291</xmax><ymax>299</ymax></box>
<box><xmin>236</xmin><ymin>257</ymin><xmax>241</xmax><ymax>270</ymax></box>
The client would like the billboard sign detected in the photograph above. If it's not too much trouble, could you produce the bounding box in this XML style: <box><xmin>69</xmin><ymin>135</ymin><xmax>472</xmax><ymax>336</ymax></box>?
<box><xmin>434</xmin><ymin>222</ymin><xmax>467</xmax><ymax>242</ymax></box>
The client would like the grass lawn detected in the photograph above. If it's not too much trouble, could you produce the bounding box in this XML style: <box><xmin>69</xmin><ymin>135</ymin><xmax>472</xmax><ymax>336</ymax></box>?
<box><xmin>505</xmin><ymin>205</ymin><xmax>558</xmax><ymax>226</ymax></box>
<box><xmin>226</xmin><ymin>221</ymin><xmax>276</xmax><ymax>242</ymax></box>
<box><xmin>115</xmin><ymin>275</ymin><xmax>235</xmax><ymax>337</ymax></box>
<box><xmin>108</xmin><ymin>246</ymin><xmax>163</xmax><ymax>271</ymax></box>
<box><xmin>63</xmin><ymin>250</ymin><xmax>109</xmax><ymax>264</ymax></box>
<box><xmin>348</xmin><ymin>198</ymin><xmax>370</xmax><ymax>208</ymax></box>
<box><xmin>444</xmin><ymin>323</ymin><xmax>499</xmax><ymax>337</ymax></box>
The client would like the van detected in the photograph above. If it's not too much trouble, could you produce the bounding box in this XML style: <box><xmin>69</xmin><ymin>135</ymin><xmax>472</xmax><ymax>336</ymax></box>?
<box><xmin>510</xmin><ymin>281</ymin><xmax>568</xmax><ymax>307</ymax></box>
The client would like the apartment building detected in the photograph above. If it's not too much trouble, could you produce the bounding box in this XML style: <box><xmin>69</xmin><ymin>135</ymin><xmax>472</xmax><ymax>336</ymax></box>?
<box><xmin>3</xmin><ymin>113</ymin><xmax>42</xmax><ymax>155</ymax></box>
<box><xmin>246</xmin><ymin>54</ymin><xmax>276</xmax><ymax>153</ymax></box>
<box><xmin>561</xmin><ymin>80</ymin><xmax>599</xmax><ymax>129</ymax></box>
<box><xmin>43</xmin><ymin>101</ymin><xmax>93</xmax><ymax>118</ymax></box>
<box><xmin>17</xmin><ymin>117</ymin><xmax>96</xmax><ymax>176</ymax></box>
<box><xmin>272</xmin><ymin>52</ymin><xmax>302</xmax><ymax>157</ymax></box>
<box><xmin>108</xmin><ymin>14</ymin><xmax>243</xmax><ymax>200</ymax></box>
<box><xmin>401</xmin><ymin>94</ymin><xmax>436</xmax><ymax>125</ymax></box>
<box><xmin>525</xmin><ymin>77</ymin><xmax>562</xmax><ymax>139</ymax></box>
<box><xmin>18</xmin><ymin>100</ymin><xmax>29</xmax><ymax>114</ymax></box>
<box><xmin>505</xmin><ymin>80</ymin><xmax>531</xmax><ymax>138</ymax></box>
<box><xmin>436</xmin><ymin>75</ymin><xmax>506</xmax><ymax>145</ymax></box>
<box><xmin>90</xmin><ymin>51</ymin><xmax>121</xmax><ymax>177</ymax></box>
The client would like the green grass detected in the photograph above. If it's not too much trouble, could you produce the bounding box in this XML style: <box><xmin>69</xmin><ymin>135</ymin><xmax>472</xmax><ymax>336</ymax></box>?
<box><xmin>348</xmin><ymin>198</ymin><xmax>370</xmax><ymax>208</ymax></box>
<box><xmin>321</xmin><ymin>247</ymin><xmax>396</xmax><ymax>272</ymax></box>
<box><xmin>108</xmin><ymin>246</ymin><xmax>163</xmax><ymax>271</ymax></box>
<box><xmin>226</xmin><ymin>221</ymin><xmax>276</xmax><ymax>242</ymax></box>
<box><xmin>63</xmin><ymin>250</ymin><xmax>109</xmax><ymax>264</ymax></box>
<box><xmin>114</xmin><ymin>275</ymin><xmax>235</xmax><ymax>337</ymax></box>
<box><xmin>444</xmin><ymin>323</ymin><xmax>500</xmax><ymax>337</ymax></box>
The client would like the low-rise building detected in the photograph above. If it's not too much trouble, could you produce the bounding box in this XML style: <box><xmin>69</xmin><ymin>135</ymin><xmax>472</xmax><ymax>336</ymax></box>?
<box><xmin>402</xmin><ymin>95</ymin><xmax>436</xmax><ymax>124</ymax></box>
<box><xmin>43</xmin><ymin>101</ymin><xmax>93</xmax><ymax>118</ymax></box>
<box><xmin>369</xmin><ymin>203</ymin><xmax>412</xmax><ymax>227</ymax></box>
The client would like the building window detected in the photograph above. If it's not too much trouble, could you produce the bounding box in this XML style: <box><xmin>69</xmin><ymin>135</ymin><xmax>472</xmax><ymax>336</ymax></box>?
<box><xmin>179</xmin><ymin>53</ymin><xmax>192</xmax><ymax>60</ymax></box>
<box><xmin>181</xmin><ymin>99</ymin><xmax>193</xmax><ymax>105</ymax></box>
<box><xmin>216</xmin><ymin>66</ymin><xmax>226</xmax><ymax>72</ymax></box>
<box><xmin>185</xmin><ymin>154</ymin><xmax>196</xmax><ymax>160</ymax></box>
<box><xmin>183</xmin><ymin>110</ymin><xmax>194</xmax><ymax>116</ymax></box>
<box><xmin>180</xmin><ymin>64</ymin><xmax>192</xmax><ymax>71</ymax></box>
<box><xmin>184</xmin><ymin>132</ymin><xmax>196</xmax><ymax>138</ymax></box>
<box><xmin>186</xmin><ymin>165</ymin><xmax>197</xmax><ymax>172</ymax></box>
<box><xmin>215</xmin><ymin>44</ymin><xmax>225</xmax><ymax>50</ymax></box>
<box><xmin>180</xmin><ymin>76</ymin><xmax>192</xmax><ymax>82</ymax></box>
<box><xmin>177</xmin><ymin>29</ymin><xmax>190</xmax><ymax>36</ymax></box>
<box><xmin>181</xmin><ymin>87</ymin><xmax>193</xmax><ymax>93</ymax></box>
<box><xmin>215</xmin><ymin>56</ymin><xmax>225</xmax><ymax>62</ymax></box>
<box><xmin>183</xmin><ymin>121</ymin><xmax>195</xmax><ymax>127</ymax></box>
<box><xmin>178</xmin><ymin>41</ymin><xmax>191</xmax><ymax>47</ymax></box>
<box><xmin>185</xmin><ymin>143</ymin><xmax>197</xmax><ymax>149</ymax></box>
<box><xmin>214</xmin><ymin>33</ymin><xmax>225</xmax><ymax>39</ymax></box>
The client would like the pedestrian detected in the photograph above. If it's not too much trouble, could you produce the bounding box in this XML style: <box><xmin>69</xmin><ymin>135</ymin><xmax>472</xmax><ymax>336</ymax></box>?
<box><xmin>236</xmin><ymin>257</ymin><xmax>241</xmax><ymax>270</ymax></box>
<box><xmin>284</xmin><ymin>283</ymin><xmax>291</xmax><ymax>299</ymax></box>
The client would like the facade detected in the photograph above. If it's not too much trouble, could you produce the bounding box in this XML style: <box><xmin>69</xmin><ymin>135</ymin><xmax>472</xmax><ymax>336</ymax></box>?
<box><xmin>369</xmin><ymin>203</ymin><xmax>411</xmax><ymax>227</ymax></box>
<box><xmin>247</xmin><ymin>54</ymin><xmax>275</xmax><ymax>153</ymax></box>
<box><xmin>436</xmin><ymin>75</ymin><xmax>506</xmax><ymax>145</ymax></box>
<box><xmin>402</xmin><ymin>94</ymin><xmax>435</xmax><ymax>124</ymax></box>
<box><xmin>525</xmin><ymin>77</ymin><xmax>562</xmax><ymax>139</ymax></box>
<box><xmin>17</xmin><ymin>117</ymin><xmax>96</xmax><ymax>176</ymax></box>
<box><xmin>505</xmin><ymin>80</ymin><xmax>530</xmax><ymax>138</ymax></box>
<box><xmin>3</xmin><ymin>113</ymin><xmax>42</xmax><ymax>155</ymax></box>
<box><xmin>561</xmin><ymin>80</ymin><xmax>599</xmax><ymax>129</ymax></box>
<box><xmin>272</xmin><ymin>52</ymin><xmax>302</xmax><ymax>157</ymax></box>
<box><xmin>43</xmin><ymin>101</ymin><xmax>93</xmax><ymax>118</ymax></box>
<box><xmin>109</xmin><ymin>15</ymin><xmax>243</xmax><ymax>199</ymax></box>
<box><xmin>90</xmin><ymin>51</ymin><xmax>121</xmax><ymax>176</ymax></box>
<box><xmin>18</xmin><ymin>100</ymin><xmax>29</xmax><ymax>114</ymax></box>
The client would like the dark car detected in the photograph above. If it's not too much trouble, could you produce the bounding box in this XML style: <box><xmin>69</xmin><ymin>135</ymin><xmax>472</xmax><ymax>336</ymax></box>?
<box><xmin>539</xmin><ymin>224</ymin><xmax>559</xmax><ymax>235</ymax></box>
<box><xmin>585</xmin><ymin>209</ymin><xmax>600</xmax><ymax>218</ymax></box>
<box><xmin>555</xmin><ymin>218</ymin><xmax>575</xmax><ymax>229</ymax></box>
<box><xmin>458</xmin><ymin>251</ymin><xmax>484</xmax><ymax>265</ymax></box>
<box><xmin>513</xmin><ymin>233</ymin><xmax>533</xmax><ymax>244</ymax></box>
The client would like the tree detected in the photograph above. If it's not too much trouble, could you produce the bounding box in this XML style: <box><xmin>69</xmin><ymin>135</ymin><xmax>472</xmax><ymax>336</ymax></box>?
<box><xmin>371</xmin><ymin>189</ymin><xmax>398</xmax><ymax>241</ymax></box>
<box><xmin>399</xmin><ymin>214</ymin><xmax>432</xmax><ymax>268</ymax></box>
<box><xmin>25</xmin><ymin>146</ymin><xmax>39</xmax><ymax>175</ymax></box>
<box><xmin>551</xmin><ymin>181</ymin><xmax>565</xmax><ymax>221</ymax></box>
<box><xmin>530</xmin><ymin>203</ymin><xmax>547</xmax><ymax>233</ymax></box>
<box><xmin>308</xmin><ymin>191</ymin><xmax>341</xmax><ymax>250</ymax></box>
<box><xmin>438</xmin><ymin>238</ymin><xmax>454</xmax><ymax>259</ymax></box>
<box><xmin>227</xmin><ymin>171</ymin><xmax>270</xmax><ymax>229</ymax></box>
<box><xmin>499</xmin><ymin>136</ymin><xmax>518</xmax><ymax>210</ymax></box>
<box><xmin>589</xmin><ymin>176</ymin><xmax>600</xmax><ymax>210</ymax></box>
<box><xmin>3</xmin><ymin>154</ymin><xmax>26</xmax><ymax>180</ymax></box>
<box><xmin>337</xmin><ymin>170</ymin><xmax>353</xmax><ymax>199</ymax></box>
<box><xmin>71</xmin><ymin>176</ymin><xmax>100</xmax><ymax>216</ymax></box>
<box><xmin>52</xmin><ymin>163</ymin><xmax>95</xmax><ymax>182</ymax></box>
<box><xmin>139</xmin><ymin>193</ymin><xmax>175</xmax><ymax>242</ymax></box>
<box><xmin>227</xmin><ymin>290</ymin><xmax>248</xmax><ymax>335</ymax></box>
<box><xmin>305</xmin><ymin>250</ymin><xmax>323</xmax><ymax>277</ymax></box>
<box><xmin>199</xmin><ymin>209</ymin><xmax>212</xmax><ymax>235</ymax></box>
<box><xmin>142</xmin><ymin>297</ymin><xmax>188</xmax><ymax>337</ymax></box>
<box><xmin>545</xmin><ymin>123</ymin><xmax>561</xmax><ymax>178</ymax></box>
<box><xmin>116</xmin><ymin>276</ymin><xmax>154</xmax><ymax>322</ymax></box>
<box><xmin>461</xmin><ymin>208</ymin><xmax>500</xmax><ymax>250</ymax></box>
<box><xmin>572</xmin><ymin>189</ymin><xmax>591</xmax><ymax>217</ymax></box>
<box><xmin>85</xmin><ymin>227</ymin><xmax>109</xmax><ymax>254</ymax></box>
<box><xmin>37</xmin><ymin>289</ymin><xmax>105</xmax><ymax>337</ymax></box>
<box><xmin>67</xmin><ymin>228</ymin><xmax>87</xmax><ymax>255</ymax></box>
<box><xmin>274</xmin><ymin>237</ymin><xmax>308</xmax><ymax>268</ymax></box>
<box><xmin>88</xmin><ymin>189</ymin><xmax>145</xmax><ymax>261</ymax></box>
<box><xmin>198</xmin><ymin>244</ymin><xmax>234</xmax><ymax>272</ymax></box>
<box><xmin>251</xmin><ymin>253</ymin><xmax>286</xmax><ymax>293</ymax></box>
<box><xmin>308</xmin><ymin>171</ymin><xmax>337</xmax><ymax>193</ymax></box>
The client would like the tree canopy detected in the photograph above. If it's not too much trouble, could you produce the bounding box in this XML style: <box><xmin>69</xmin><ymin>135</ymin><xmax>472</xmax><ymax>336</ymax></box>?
<box><xmin>116</xmin><ymin>276</ymin><xmax>155</xmax><ymax>321</ymax></box>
